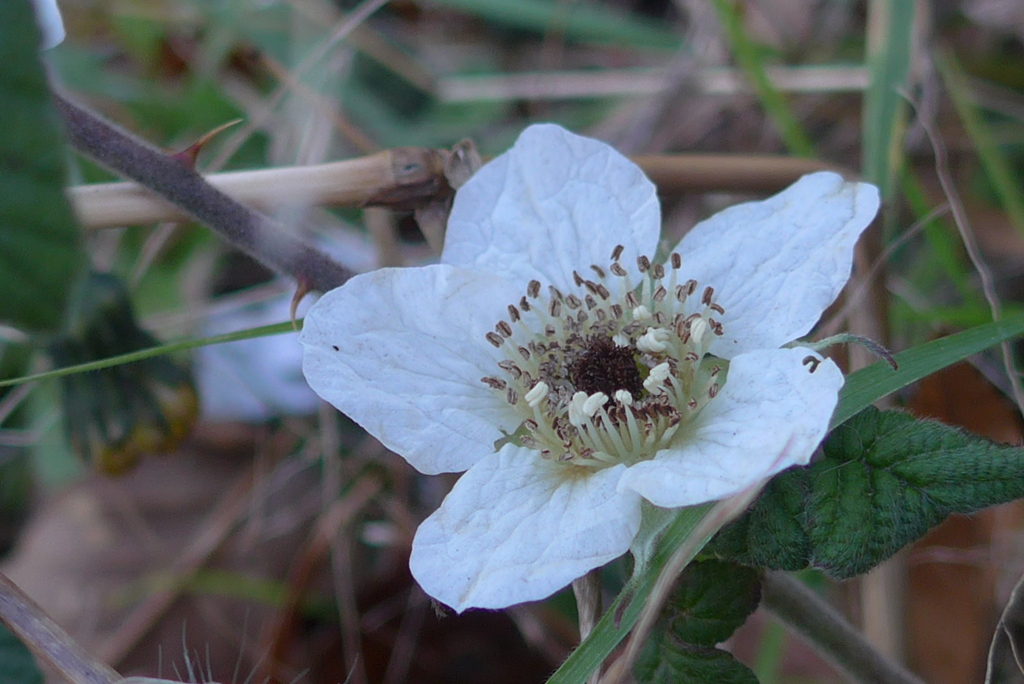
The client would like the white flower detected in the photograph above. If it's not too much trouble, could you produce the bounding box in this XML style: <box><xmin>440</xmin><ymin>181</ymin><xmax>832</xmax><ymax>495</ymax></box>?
<box><xmin>300</xmin><ymin>124</ymin><xmax>880</xmax><ymax>612</ymax></box>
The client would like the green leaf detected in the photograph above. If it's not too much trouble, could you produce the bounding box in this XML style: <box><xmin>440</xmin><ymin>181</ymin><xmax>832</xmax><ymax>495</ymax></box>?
<box><xmin>715</xmin><ymin>407</ymin><xmax>1024</xmax><ymax>579</ymax></box>
<box><xmin>661</xmin><ymin>560</ymin><xmax>762</xmax><ymax>647</ymax></box>
<box><xmin>635</xmin><ymin>637</ymin><xmax>758</xmax><ymax>684</ymax></box>
<box><xmin>0</xmin><ymin>0</ymin><xmax>85</xmax><ymax>332</ymax></box>
<box><xmin>705</xmin><ymin>472</ymin><xmax>811</xmax><ymax>572</ymax></box>
<box><xmin>832</xmin><ymin>310</ymin><xmax>1024</xmax><ymax>429</ymax></box>
<box><xmin>0</xmin><ymin>623</ymin><xmax>43</xmax><ymax>684</ymax></box>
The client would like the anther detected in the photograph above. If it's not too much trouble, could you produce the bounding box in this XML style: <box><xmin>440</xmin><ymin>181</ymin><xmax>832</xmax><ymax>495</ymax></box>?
<box><xmin>685</xmin><ymin>280</ymin><xmax>698</xmax><ymax>295</ymax></box>
<box><xmin>507</xmin><ymin>305</ymin><xmax>521</xmax><ymax>322</ymax></box>
<box><xmin>481</xmin><ymin>376</ymin><xmax>506</xmax><ymax>389</ymax></box>
<box><xmin>637</xmin><ymin>255</ymin><xmax>651</xmax><ymax>272</ymax></box>
<box><xmin>498</xmin><ymin>360</ymin><xmax>522</xmax><ymax>379</ymax></box>
<box><xmin>702</xmin><ymin>286</ymin><xmax>714</xmax><ymax>306</ymax></box>
<box><xmin>675</xmin><ymin>285</ymin><xmax>689</xmax><ymax>302</ymax></box>
<box><xmin>545</xmin><ymin>324</ymin><xmax>556</xmax><ymax>337</ymax></box>
<box><xmin>486</xmin><ymin>332</ymin><xmax>504</xmax><ymax>347</ymax></box>
<box><xmin>520</xmin><ymin>296</ymin><xmax>531</xmax><ymax>312</ymax></box>
<box><xmin>637</xmin><ymin>327</ymin><xmax>671</xmax><ymax>353</ymax></box>
<box><xmin>653</xmin><ymin>285</ymin><xmax>668</xmax><ymax>302</ymax></box>
<box><xmin>611</xmin><ymin>244</ymin><xmax>625</xmax><ymax>261</ymax></box>
<box><xmin>584</xmin><ymin>294</ymin><xmax>597</xmax><ymax>310</ymax></box>
<box><xmin>690</xmin><ymin>317</ymin><xmax>709</xmax><ymax>346</ymax></box>
<box><xmin>709</xmin><ymin>383</ymin><xmax>720</xmax><ymax>398</ymax></box>
<box><xmin>584</xmin><ymin>280</ymin><xmax>600</xmax><ymax>296</ymax></box>
<box><xmin>710</xmin><ymin>365</ymin><xmax>721</xmax><ymax>377</ymax></box>
<box><xmin>610</xmin><ymin>263</ymin><xmax>628</xmax><ymax>277</ymax></box>
<box><xmin>566</xmin><ymin>294</ymin><xmax>582</xmax><ymax>310</ymax></box>
<box><xmin>527</xmin><ymin>280</ymin><xmax>541</xmax><ymax>298</ymax></box>
<box><xmin>596</xmin><ymin>284</ymin><xmax>610</xmax><ymax>299</ymax></box>
<box><xmin>610</xmin><ymin>304</ymin><xmax>624</xmax><ymax>319</ymax></box>
<box><xmin>507</xmin><ymin>388</ymin><xmax>518</xmax><ymax>405</ymax></box>
<box><xmin>670</xmin><ymin>253</ymin><xmax>682</xmax><ymax>269</ymax></box>
<box><xmin>496</xmin><ymin>321</ymin><xmax>513</xmax><ymax>338</ymax></box>
<box><xmin>525</xmin><ymin>381</ymin><xmax>549</xmax><ymax>407</ymax></box>
<box><xmin>549</xmin><ymin>285</ymin><xmax>564</xmax><ymax>301</ymax></box>
<box><xmin>803</xmin><ymin>356</ymin><xmax>821</xmax><ymax>373</ymax></box>
<box><xmin>653</xmin><ymin>311</ymin><xmax>667</xmax><ymax>325</ymax></box>
<box><xmin>573</xmin><ymin>271</ymin><xmax>585</xmax><ymax>287</ymax></box>
<box><xmin>549</xmin><ymin>299</ymin><xmax>562</xmax><ymax>317</ymax></box>
<box><xmin>625</xmin><ymin>291</ymin><xmax>641</xmax><ymax>308</ymax></box>
<box><xmin>710</xmin><ymin>302</ymin><xmax>725</xmax><ymax>315</ymax></box>
<box><xmin>651</xmin><ymin>263</ymin><xmax>665</xmax><ymax>280</ymax></box>
<box><xmin>590</xmin><ymin>264</ymin><xmax>607</xmax><ymax>279</ymax></box>
<box><xmin>518</xmin><ymin>346</ymin><xmax>531</xmax><ymax>360</ymax></box>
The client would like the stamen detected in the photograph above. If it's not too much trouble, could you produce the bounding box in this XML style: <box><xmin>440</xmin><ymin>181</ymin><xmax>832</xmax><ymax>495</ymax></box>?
<box><xmin>710</xmin><ymin>302</ymin><xmax>725</xmax><ymax>315</ymax></box>
<box><xmin>637</xmin><ymin>256</ymin><xmax>651</xmax><ymax>273</ymax></box>
<box><xmin>527</xmin><ymin>280</ymin><xmax>541</xmax><ymax>298</ymax></box>
<box><xmin>651</xmin><ymin>263</ymin><xmax>665</xmax><ymax>280</ymax></box>
<box><xmin>507</xmin><ymin>388</ymin><xmax>518</xmax><ymax>405</ymax></box>
<box><xmin>520</xmin><ymin>296</ymin><xmax>531</xmax><ymax>312</ymax></box>
<box><xmin>548</xmin><ymin>299</ymin><xmax>562</xmax><ymax>317</ymax></box>
<box><xmin>496</xmin><ymin>321</ymin><xmax>513</xmax><ymax>338</ymax></box>
<box><xmin>486</xmin><ymin>332</ymin><xmax>504</xmax><ymax>347</ymax></box>
<box><xmin>507</xmin><ymin>305</ymin><xmax>521</xmax><ymax>322</ymax></box>
<box><xmin>653</xmin><ymin>285</ymin><xmax>668</xmax><ymax>303</ymax></box>
<box><xmin>481</xmin><ymin>376</ymin><xmax>506</xmax><ymax>389</ymax></box>
<box><xmin>590</xmin><ymin>264</ymin><xmax>607</xmax><ymax>278</ymax></box>
<box><xmin>582</xmin><ymin>392</ymin><xmax>608</xmax><ymax>416</ymax></box>
<box><xmin>566</xmin><ymin>294</ymin><xmax>582</xmax><ymax>309</ymax></box>
<box><xmin>611</xmin><ymin>244</ymin><xmax>625</xmax><ymax>261</ymax></box>
<box><xmin>670</xmin><ymin>253</ymin><xmax>682</xmax><ymax>269</ymax></box>
<box><xmin>573</xmin><ymin>271</ymin><xmax>585</xmax><ymax>287</ymax></box>
<box><xmin>614</xmin><ymin>389</ymin><xmax>634</xmax><ymax>406</ymax></box>
<box><xmin>610</xmin><ymin>263</ymin><xmax>628</xmax><ymax>277</ymax></box>
<box><xmin>702</xmin><ymin>286</ymin><xmax>714</xmax><ymax>306</ymax></box>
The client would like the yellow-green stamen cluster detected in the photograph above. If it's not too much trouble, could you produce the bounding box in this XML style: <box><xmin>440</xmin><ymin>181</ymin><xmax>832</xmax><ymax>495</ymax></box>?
<box><xmin>480</xmin><ymin>245</ymin><xmax>726</xmax><ymax>470</ymax></box>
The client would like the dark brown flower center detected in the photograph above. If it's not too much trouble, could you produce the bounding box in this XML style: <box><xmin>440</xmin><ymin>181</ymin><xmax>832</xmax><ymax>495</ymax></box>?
<box><xmin>568</xmin><ymin>336</ymin><xmax>643</xmax><ymax>400</ymax></box>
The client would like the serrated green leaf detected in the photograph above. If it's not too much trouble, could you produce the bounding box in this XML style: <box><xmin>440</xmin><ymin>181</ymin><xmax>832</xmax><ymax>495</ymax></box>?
<box><xmin>663</xmin><ymin>560</ymin><xmax>762</xmax><ymax>647</ymax></box>
<box><xmin>706</xmin><ymin>472</ymin><xmax>811</xmax><ymax>571</ymax></box>
<box><xmin>0</xmin><ymin>0</ymin><xmax>85</xmax><ymax>333</ymax></box>
<box><xmin>0</xmin><ymin>623</ymin><xmax>43</xmax><ymax>684</ymax></box>
<box><xmin>716</xmin><ymin>407</ymin><xmax>1024</xmax><ymax>579</ymax></box>
<box><xmin>635</xmin><ymin>635</ymin><xmax>758</xmax><ymax>684</ymax></box>
<box><xmin>812</xmin><ymin>407</ymin><xmax>1024</xmax><ymax>577</ymax></box>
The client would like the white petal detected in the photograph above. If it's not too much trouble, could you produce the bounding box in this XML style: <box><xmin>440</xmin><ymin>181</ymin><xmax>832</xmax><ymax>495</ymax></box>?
<box><xmin>676</xmin><ymin>172</ymin><xmax>879</xmax><ymax>357</ymax></box>
<box><xmin>618</xmin><ymin>347</ymin><xmax>843</xmax><ymax>508</ymax></box>
<box><xmin>300</xmin><ymin>264</ymin><xmax>523</xmax><ymax>475</ymax></box>
<box><xmin>33</xmin><ymin>0</ymin><xmax>65</xmax><ymax>50</ymax></box>
<box><xmin>443</xmin><ymin>123</ymin><xmax>661</xmax><ymax>293</ymax></box>
<box><xmin>410</xmin><ymin>444</ymin><xmax>642</xmax><ymax>611</ymax></box>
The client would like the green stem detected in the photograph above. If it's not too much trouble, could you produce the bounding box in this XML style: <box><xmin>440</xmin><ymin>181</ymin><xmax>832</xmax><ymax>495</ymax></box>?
<box><xmin>761</xmin><ymin>571</ymin><xmax>928</xmax><ymax>684</ymax></box>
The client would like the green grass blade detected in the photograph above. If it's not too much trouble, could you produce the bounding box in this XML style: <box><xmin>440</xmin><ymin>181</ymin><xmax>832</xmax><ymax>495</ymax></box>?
<box><xmin>427</xmin><ymin>0</ymin><xmax>679</xmax><ymax>50</ymax></box>
<box><xmin>936</xmin><ymin>48</ymin><xmax>1024</xmax><ymax>236</ymax></box>
<box><xmin>546</xmin><ymin>503</ymin><xmax>715</xmax><ymax>684</ymax></box>
<box><xmin>832</xmin><ymin>311</ymin><xmax>1024</xmax><ymax>429</ymax></box>
<box><xmin>861</xmin><ymin>0</ymin><xmax>914</xmax><ymax>198</ymax></box>
<box><xmin>0</xmin><ymin>321</ymin><xmax>298</xmax><ymax>388</ymax></box>
<box><xmin>709</xmin><ymin>0</ymin><xmax>815</xmax><ymax>157</ymax></box>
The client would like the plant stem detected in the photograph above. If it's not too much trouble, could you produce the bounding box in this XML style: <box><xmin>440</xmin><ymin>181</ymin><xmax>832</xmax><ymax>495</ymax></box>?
<box><xmin>53</xmin><ymin>93</ymin><xmax>354</xmax><ymax>293</ymax></box>
<box><xmin>0</xmin><ymin>571</ymin><xmax>121</xmax><ymax>684</ymax></box>
<box><xmin>761</xmin><ymin>571</ymin><xmax>929</xmax><ymax>684</ymax></box>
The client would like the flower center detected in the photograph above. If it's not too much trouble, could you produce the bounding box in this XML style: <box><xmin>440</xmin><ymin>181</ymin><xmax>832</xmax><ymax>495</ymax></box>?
<box><xmin>480</xmin><ymin>246</ymin><xmax>727</xmax><ymax>470</ymax></box>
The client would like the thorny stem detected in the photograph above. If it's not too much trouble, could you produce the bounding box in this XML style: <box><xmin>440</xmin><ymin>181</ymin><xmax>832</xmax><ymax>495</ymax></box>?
<box><xmin>762</xmin><ymin>571</ymin><xmax>929</xmax><ymax>684</ymax></box>
<box><xmin>54</xmin><ymin>93</ymin><xmax>354</xmax><ymax>293</ymax></box>
<box><xmin>0</xmin><ymin>571</ymin><xmax>121</xmax><ymax>684</ymax></box>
